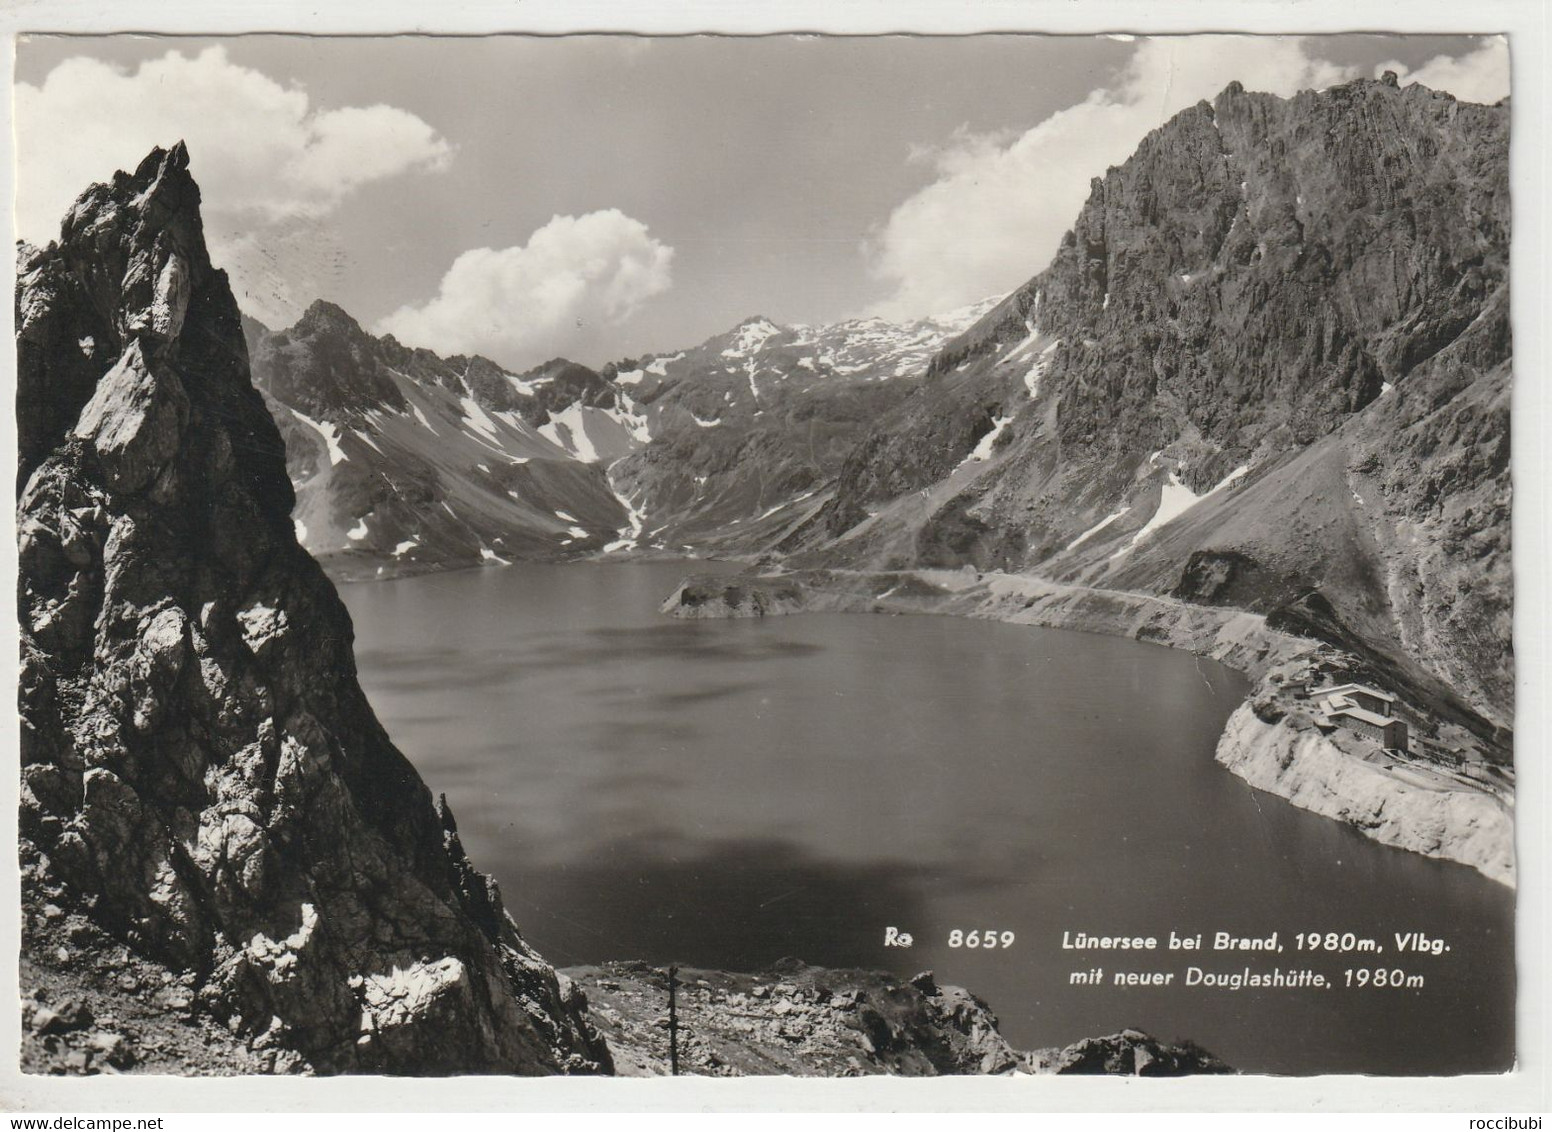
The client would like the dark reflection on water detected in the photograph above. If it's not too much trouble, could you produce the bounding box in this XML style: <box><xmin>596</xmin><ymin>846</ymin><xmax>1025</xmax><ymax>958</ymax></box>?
<box><xmin>355</xmin><ymin>625</ymin><xmax>823</xmax><ymax>691</ymax></box>
<box><xmin>342</xmin><ymin>561</ymin><xmax>1514</xmax><ymax>1076</ymax></box>
<box><xmin>501</xmin><ymin>833</ymin><xmax>934</xmax><ymax>973</ymax></box>
<box><xmin>613</xmin><ymin>681</ymin><xmax>765</xmax><ymax>709</ymax></box>
<box><xmin>586</xmin><ymin>621</ymin><xmax>826</xmax><ymax>657</ymax></box>
<box><xmin>588</xmin><ymin>716</ymin><xmax>700</xmax><ymax>753</ymax></box>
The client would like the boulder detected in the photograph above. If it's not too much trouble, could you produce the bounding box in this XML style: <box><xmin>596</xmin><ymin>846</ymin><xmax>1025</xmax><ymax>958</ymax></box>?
<box><xmin>73</xmin><ymin>340</ymin><xmax>189</xmax><ymax>494</ymax></box>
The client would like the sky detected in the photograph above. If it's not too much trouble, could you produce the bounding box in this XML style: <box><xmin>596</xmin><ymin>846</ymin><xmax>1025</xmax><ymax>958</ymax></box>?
<box><xmin>14</xmin><ymin>33</ymin><xmax>1509</xmax><ymax>373</ymax></box>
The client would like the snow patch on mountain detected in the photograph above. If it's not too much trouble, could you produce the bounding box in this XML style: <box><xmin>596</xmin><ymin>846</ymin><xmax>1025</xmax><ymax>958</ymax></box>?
<box><xmin>1063</xmin><ymin>507</ymin><xmax>1131</xmax><ymax>553</ymax></box>
<box><xmin>540</xmin><ymin>404</ymin><xmax>600</xmax><ymax>463</ymax></box>
<box><xmin>1000</xmin><ymin>322</ymin><xmax>1041</xmax><ymax>363</ymax></box>
<box><xmin>647</xmin><ymin>352</ymin><xmax>684</xmax><ymax>376</ymax></box>
<box><xmin>503</xmin><ymin>370</ymin><xmax>548</xmax><ymax>397</ymax></box>
<box><xmin>607</xmin><ymin>396</ymin><xmax>652</xmax><ymax>445</ymax></box>
<box><xmin>933</xmin><ymin>295</ymin><xmax>1004</xmax><ymax>330</ymax></box>
<box><xmin>754</xmin><ymin>490</ymin><xmax>817</xmax><ymax>523</ymax></box>
<box><xmin>292</xmin><ymin>410</ymin><xmax>346</xmax><ymax>466</ymax></box>
<box><xmin>604</xmin><ymin>465</ymin><xmax>648</xmax><ymax>554</ymax></box>
<box><xmin>723</xmin><ymin>319</ymin><xmax>782</xmax><ymax>358</ymax></box>
<box><xmin>460</xmin><ymin>396</ymin><xmax>503</xmax><ymax>446</ymax></box>
<box><xmin>1112</xmin><ymin>464</ymin><xmax>1251</xmax><ymax>558</ymax></box>
<box><xmin>965</xmin><ymin>413</ymin><xmax>1015</xmax><ymax>464</ymax></box>
<box><xmin>407</xmin><ymin>400</ymin><xmax>438</xmax><ymax>434</ymax></box>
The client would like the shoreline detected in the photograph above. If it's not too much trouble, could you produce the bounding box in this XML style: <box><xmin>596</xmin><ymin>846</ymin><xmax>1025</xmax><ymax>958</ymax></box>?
<box><xmin>661</xmin><ymin>566</ymin><xmax>1515</xmax><ymax>887</ymax></box>
<box><xmin>322</xmin><ymin>546</ymin><xmax>734</xmax><ymax>586</ymax></box>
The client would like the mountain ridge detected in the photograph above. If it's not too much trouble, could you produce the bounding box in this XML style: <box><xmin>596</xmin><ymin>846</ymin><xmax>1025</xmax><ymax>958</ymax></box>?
<box><xmin>788</xmin><ymin>75</ymin><xmax>1510</xmax><ymax>736</ymax></box>
<box><xmin>242</xmin><ymin>287</ymin><xmax>999</xmax><ymax>574</ymax></box>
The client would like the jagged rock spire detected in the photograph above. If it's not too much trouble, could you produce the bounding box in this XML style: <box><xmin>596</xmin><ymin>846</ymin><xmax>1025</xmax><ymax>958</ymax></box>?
<box><xmin>17</xmin><ymin>145</ymin><xmax>611</xmax><ymax>1074</ymax></box>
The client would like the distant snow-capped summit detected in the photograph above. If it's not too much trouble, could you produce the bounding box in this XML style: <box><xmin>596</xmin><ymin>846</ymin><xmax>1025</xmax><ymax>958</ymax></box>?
<box><xmin>244</xmin><ymin>293</ymin><xmax>1006</xmax><ymax>573</ymax></box>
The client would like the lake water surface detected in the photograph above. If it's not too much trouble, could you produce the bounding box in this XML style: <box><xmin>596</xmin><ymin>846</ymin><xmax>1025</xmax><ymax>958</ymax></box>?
<box><xmin>341</xmin><ymin>561</ymin><xmax>1513</xmax><ymax>1075</ymax></box>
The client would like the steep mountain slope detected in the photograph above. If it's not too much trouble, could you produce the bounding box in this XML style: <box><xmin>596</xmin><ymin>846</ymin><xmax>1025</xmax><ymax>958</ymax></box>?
<box><xmin>243</xmin><ymin>306</ymin><xmax>642</xmax><ymax>578</ymax></box>
<box><xmin>245</xmin><ymin>296</ymin><xmax>995</xmax><ymax>576</ymax></box>
<box><xmin>16</xmin><ymin>144</ymin><xmax>611</xmax><ymax>1074</ymax></box>
<box><xmin>604</xmin><ymin>301</ymin><xmax>998</xmax><ymax>555</ymax></box>
<box><xmin>794</xmin><ymin>75</ymin><xmax>1511</xmax><ymax>735</ymax></box>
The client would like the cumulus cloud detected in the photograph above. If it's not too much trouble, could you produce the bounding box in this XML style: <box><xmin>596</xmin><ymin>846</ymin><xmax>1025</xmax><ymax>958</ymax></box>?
<box><xmin>16</xmin><ymin>46</ymin><xmax>451</xmax><ymax>238</ymax></box>
<box><xmin>15</xmin><ymin>46</ymin><xmax>451</xmax><ymax>326</ymax></box>
<box><xmin>377</xmin><ymin>210</ymin><xmax>674</xmax><ymax>369</ymax></box>
<box><xmin>1377</xmin><ymin>36</ymin><xmax>1509</xmax><ymax>106</ymax></box>
<box><xmin>866</xmin><ymin>35</ymin><xmax>1499</xmax><ymax>319</ymax></box>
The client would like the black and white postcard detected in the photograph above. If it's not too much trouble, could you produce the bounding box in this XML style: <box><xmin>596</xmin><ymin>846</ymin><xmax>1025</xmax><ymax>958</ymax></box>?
<box><xmin>5</xmin><ymin>2</ymin><xmax>1545</xmax><ymax>1115</ymax></box>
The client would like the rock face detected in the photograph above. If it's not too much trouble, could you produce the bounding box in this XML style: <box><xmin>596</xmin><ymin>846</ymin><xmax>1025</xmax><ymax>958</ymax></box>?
<box><xmin>1214</xmin><ymin>702</ymin><xmax>1514</xmax><ymax>884</ymax></box>
<box><xmin>601</xmin><ymin>301</ymin><xmax>998</xmax><ymax>555</ymax></box>
<box><xmin>1039</xmin><ymin>1029</ymin><xmax>1233</xmax><ymax>1076</ymax></box>
<box><xmin>17</xmin><ymin>144</ymin><xmax>611</xmax><ymax>1074</ymax></box>
<box><xmin>566</xmin><ymin>962</ymin><xmax>1231</xmax><ymax>1077</ymax></box>
<box><xmin>796</xmin><ymin>77</ymin><xmax>1511</xmax><ymax>737</ymax></box>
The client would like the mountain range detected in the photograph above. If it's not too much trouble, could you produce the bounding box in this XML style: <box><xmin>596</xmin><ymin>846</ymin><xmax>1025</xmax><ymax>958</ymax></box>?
<box><xmin>243</xmin><ymin>295</ymin><xmax>997</xmax><ymax>578</ymax></box>
<box><xmin>248</xmin><ymin>73</ymin><xmax>1510</xmax><ymax>750</ymax></box>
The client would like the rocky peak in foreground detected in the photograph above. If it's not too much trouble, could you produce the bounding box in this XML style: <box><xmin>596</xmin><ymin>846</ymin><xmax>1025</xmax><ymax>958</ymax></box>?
<box><xmin>16</xmin><ymin>143</ymin><xmax>611</xmax><ymax>1074</ymax></box>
